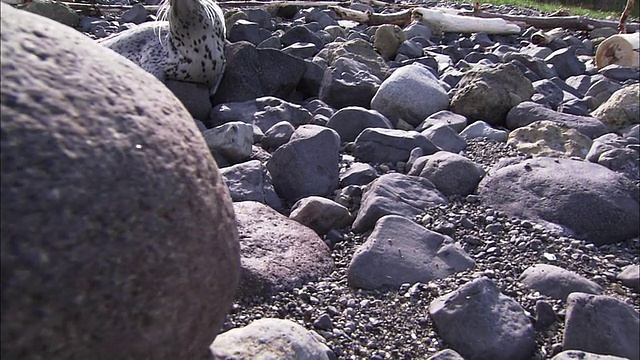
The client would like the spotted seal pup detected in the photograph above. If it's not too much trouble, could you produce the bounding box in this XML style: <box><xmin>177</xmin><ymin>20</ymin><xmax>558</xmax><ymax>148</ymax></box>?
<box><xmin>98</xmin><ymin>0</ymin><xmax>226</xmax><ymax>91</ymax></box>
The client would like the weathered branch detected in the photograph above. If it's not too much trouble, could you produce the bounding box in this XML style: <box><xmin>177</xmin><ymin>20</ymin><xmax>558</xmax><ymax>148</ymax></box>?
<box><xmin>329</xmin><ymin>5</ymin><xmax>412</xmax><ymax>26</ymax></box>
<box><xmin>461</xmin><ymin>9</ymin><xmax>640</xmax><ymax>33</ymax></box>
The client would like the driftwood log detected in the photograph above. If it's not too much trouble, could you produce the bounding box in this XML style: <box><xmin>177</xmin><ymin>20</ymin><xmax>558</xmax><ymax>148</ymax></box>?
<box><xmin>595</xmin><ymin>33</ymin><xmax>640</xmax><ymax>68</ymax></box>
<box><xmin>17</xmin><ymin>0</ymin><xmax>640</xmax><ymax>33</ymax></box>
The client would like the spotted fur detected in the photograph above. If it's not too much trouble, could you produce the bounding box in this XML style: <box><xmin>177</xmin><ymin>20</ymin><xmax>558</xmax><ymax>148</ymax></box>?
<box><xmin>98</xmin><ymin>0</ymin><xmax>226</xmax><ymax>91</ymax></box>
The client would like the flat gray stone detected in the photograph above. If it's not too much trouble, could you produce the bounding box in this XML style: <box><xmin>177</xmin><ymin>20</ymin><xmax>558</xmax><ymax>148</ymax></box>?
<box><xmin>519</xmin><ymin>264</ymin><xmax>603</xmax><ymax>301</ymax></box>
<box><xmin>352</xmin><ymin>173</ymin><xmax>449</xmax><ymax>233</ymax></box>
<box><xmin>348</xmin><ymin>215</ymin><xmax>475</xmax><ymax>290</ymax></box>
<box><xmin>429</xmin><ymin>277</ymin><xmax>536</xmax><ymax>360</ymax></box>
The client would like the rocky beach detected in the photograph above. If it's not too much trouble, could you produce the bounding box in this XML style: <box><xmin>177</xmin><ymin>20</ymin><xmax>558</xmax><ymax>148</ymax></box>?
<box><xmin>2</xmin><ymin>0</ymin><xmax>640</xmax><ymax>359</ymax></box>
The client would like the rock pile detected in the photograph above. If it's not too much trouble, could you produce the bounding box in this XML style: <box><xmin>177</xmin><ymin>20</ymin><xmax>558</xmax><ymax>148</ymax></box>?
<box><xmin>5</xmin><ymin>0</ymin><xmax>639</xmax><ymax>359</ymax></box>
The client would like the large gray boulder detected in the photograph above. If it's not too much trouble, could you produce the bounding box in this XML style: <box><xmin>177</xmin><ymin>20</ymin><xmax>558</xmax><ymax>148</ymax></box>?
<box><xmin>450</xmin><ymin>63</ymin><xmax>534</xmax><ymax>126</ymax></box>
<box><xmin>506</xmin><ymin>101</ymin><xmax>608</xmax><ymax>139</ymax></box>
<box><xmin>564</xmin><ymin>293</ymin><xmax>639</xmax><ymax>360</ymax></box>
<box><xmin>212</xmin><ymin>41</ymin><xmax>313</xmax><ymax>104</ymax></box>
<box><xmin>478</xmin><ymin>157</ymin><xmax>639</xmax><ymax>245</ymax></box>
<box><xmin>429</xmin><ymin>277</ymin><xmax>536</xmax><ymax>360</ymax></box>
<box><xmin>233</xmin><ymin>201</ymin><xmax>334</xmax><ymax>297</ymax></box>
<box><xmin>352</xmin><ymin>173</ymin><xmax>449</xmax><ymax>233</ymax></box>
<box><xmin>371</xmin><ymin>63</ymin><xmax>450</xmax><ymax>126</ymax></box>
<box><xmin>1</xmin><ymin>5</ymin><xmax>240</xmax><ymax>358</ymax></box>
<box><xmin>210</xmin><ymin>318</ymin><xmax>334</xmax><ymax>359</ymax></box>
<box><xmin>348</xmin><ymin>215</ymin><xmax>474</xmax><ymax>290</ymax></box>
<box><xmin>267</xmin><ymin>125</ymin><xmax>340</xmax><ymax>203</ymax></box>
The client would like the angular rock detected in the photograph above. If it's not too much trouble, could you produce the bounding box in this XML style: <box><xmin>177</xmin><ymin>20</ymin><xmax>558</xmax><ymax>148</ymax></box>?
<box><xmin>353</xmin><ymin>128</ymin><xmax>439</xmax><ymax>164</ymax></box>
<box><xmin>545</xmin><ymin>48</ymin><xmax>586</xmax><ymax>79</ymax></box>
<box><xmin>203</xmin><ymin>121</ymin><xmax>254</xmax><ymax>163</ymax></box>
<box><xmin>210</xmin><ymin>96</ymin><xmax>312</xmax><ymax>132</ymax></box>
<box><xmin>519</xmin><ymin>264</ymin><xmax>603</xmax><ymax>301</ymax></box>
<box><xmin>585</xmin><ymin>79</ymin><xmax>622</xmax><ymax>110</ymax></box>
<box><xmin>340</xmin><ymin>162</ymin><xmax>379</xmax><ymax>187</ymax></box>
<box><xmin>371</xmin><ymin>63</ymin><xmax>449</xmax><ymax>127</ymax></box>
<box><xmin>416</xmin><ymin>110</ymin><xmax>468</xmax><ymax>133</ymax></box>
<box><xmin>373</xmin><ymin>24</ymin><xmax>406</xmax><ymax>59</ymax></box>
<box><xmin>290</xmin><ymin>196</ymin><xmax>353</xmax><ymax>235</ymax></box>
<box><xmin>591</xmin><ymin>83</ymin><xmax>640</xmax><ymax>132</ymax></box>
<box><xmin>450</xmin><ymin>63</ymin><xmax>534</xmax><ymax>125</ymax></box>
<box><xmin>599</xmin><ymin>64</ymin><xmax>640</xmax><ymax>82</ymax></box>
<box><xmin>326</xmin><ymin>106</ymin><xmax>393</xmax><ymax>142</ymax></box>
<box><xmin>617</xmin><ymin>264</ymin><xmax>640</xmax><ymax>292</ymax></box>
<box><xmin>597</xmin><ymin>147</ymin><xmax>640</xmax><ymax>180</ymax></box>
<box><xmin>212</xmin><ymin>42</ymin><xmax>307</xmax><ymax>104</ymax></box>
<box><xmin>460</xmin><ymin>121</ymin><xmax>509</xmax><ymax>142</ymax></box>
<box><xmin>228</xmin><ymin>19</ymin><xmax>262</xmax><ymax>45</ymax></box>
<box><xmin>1</xmin><ymin>5</ymin><xmax>240</xmax><ymax>358</ymax></box>
<box><xmin>429</xmin><ymin>277</ymin><xmax>536</xmax><ymax>360</ymax></box>
<box><xmin>210</xmin><ymin>318</ymin><xmax>334</xmax><ymax>360</ymax></box>
<box><xmin>267</xmin><ymin>125</ymin><xmax>340</xmax><ymax>203</ymax></box>
<box><xmin>281</xmin><ymin>25</ymin><xmax>324</xmax><ymax>51</ymax></box>
<box><xmin>348</xmin><ymin>215</ymin><xmax>474</xmax><ymax>290</ymax></box>
<box><xmin>261</xmin><ymin>120</ymin><xmax>295</xmax><ymax>151</ymax></box>
<box><xmin>478</xmin><ymin>157</ymin><xmax>640</xmax><ymax>244</ymax></box>
<box><xmin>421</xmin><ymin>125</ymin><xmax>467</xmax><ymax>154</ymax></box>
<box><xmin>507</xmin><ymin>120</ymin><xmax>593</xmax><ymax>158</ymax></box>
<box><xmin>352</xmin><ymin>173</ymin><xmax>449</xmax><ymax>233</ymax></box>
<box><xmin>403</xmin><ymin>22</ymin><xmax>432</xmax><ymax>41</ymax></box>
<box><xmin>551</xmin><ymin>350</ymin><xmax>630</xmax><ymax>360</ymax></box>
<box><xmin>408</xmin><ymin>151</ymin><xmax>485</xmax><ymax>197</ymax></box>
<box><xmin>322</xmin><ymin>38</ymin><xmax>389</xmax><ymax>80</ymax></box>
<box><xmin>506</xmin><ymin>101</ymin><xmax>608</xmax><ymax>139</ymax></box>
<box><xmin>220</xmin><ymin>160</ymin><xmax>283</xmax><ymax>211</ymax></box>
<box><xmin>564</xmin><ymin>293</ymin><xmax>639</xmax><ymax>360</ymax></box>
<box><xmin>319</xmin><ymin>57</ymin><xmax>382</xmax><ymax>109</ymax></box>
<box><xmin>533</xmin><ymin>79</ymin><xmax>565</xmax><ymax>110</ymax></box>
<box><xmin>233</xmin><ymin>201</ymin><xmax>334</xmax><ymax>297</ymax></box>
<box><xmin>586</xmin><ymin>133</ymin><xmax>628</xmax><ymax>162</ymax></box>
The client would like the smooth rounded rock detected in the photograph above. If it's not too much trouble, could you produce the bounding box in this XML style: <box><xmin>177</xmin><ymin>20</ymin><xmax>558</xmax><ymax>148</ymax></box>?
<box><xmin>591</xmin><ymin>83</ymin><xmax>640</xmax><ymax>132</ymax></box>
<box><xmin>519</xmin><ymin>264</ymin><xmax>603</xmax><ymax>301</ymax></box>
<box><xmin>371</xmin><ymin>63</ymin><xmax>449</xmax><ymax>127</ymax></box>
<box><xmin>210</xmin><ymin>318</ymin><xmax>334</xmax><ymax>359</ymax></box>
<box><xmin>408</xmin><ymin>151</ymin><xmax>485</xmax><ymax>197</ymax></box>
<box><xmin>478</xmin><ymin>157</ymin><xmax>639</xmax><ymax>244</ymax></box>
<box><xmin>1</xmin><ymin>5</ymin><xmax>240</xmax><ymax>358</ymax></box>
